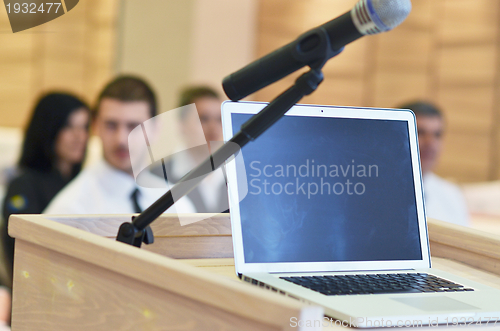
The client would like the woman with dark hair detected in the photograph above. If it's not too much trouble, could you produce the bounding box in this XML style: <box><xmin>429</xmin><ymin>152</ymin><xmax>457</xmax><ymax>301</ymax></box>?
<box><xmin>1</xmin><ymin>92</ymin><xmax>90</xmax><ymax>284</ymax></box>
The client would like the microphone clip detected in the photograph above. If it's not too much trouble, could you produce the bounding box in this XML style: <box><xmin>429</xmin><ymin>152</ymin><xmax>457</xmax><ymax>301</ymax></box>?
<box><xmin>293</xmin><ymin>27</ymin><xmax>344</xmax><ymax>71</ymax></box>
<box><xmin>116</xmin><ymin>216</ymin><xmax>155</xmax><ymax>247</ymax></box>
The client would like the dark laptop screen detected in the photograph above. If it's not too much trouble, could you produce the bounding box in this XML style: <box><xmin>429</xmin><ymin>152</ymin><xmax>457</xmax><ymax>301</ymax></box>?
<box><xmin>231</xmin><ymin>113</ymin><xmax>422</xmax><ymax>263</ymax></box>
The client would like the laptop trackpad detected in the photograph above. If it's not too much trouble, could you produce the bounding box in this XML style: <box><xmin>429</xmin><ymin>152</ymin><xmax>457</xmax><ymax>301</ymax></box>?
<box><xmin>392</xmin><ymin>297</ymin><xmax>479</xmax><ymax>312</ymax></box>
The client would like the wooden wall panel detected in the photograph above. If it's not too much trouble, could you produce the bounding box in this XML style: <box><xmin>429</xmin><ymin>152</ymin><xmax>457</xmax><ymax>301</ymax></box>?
<box><xmin>254</xmin><ymin>0</ymin><xmax>500</xmax><ymax>183</ymax></box>
<box><xmin>494</xmin><ymin>108</ymin><xmax>500</xmax><ymax>179</ymax></box>
<box><xmin>491</xmin><ymin>71</ymin><xmax>500</xmax><ymax>180</ymax></box>
<box><xmin>437</xmin><ymin>0</ymin><xmax>498</xmax><ymax>44</ymax></box>
<box><xmin>254</xmin><ymin>0</ymin><xmax>367</xmax><ymax>105</ymax></box>
<box><xmin>258</xmin><ymin>1</ymin><xmax>308</xmax><ymax>36</ymax></box>
<box><xmin>437</xmin><ymin>87</ymin><xmax>495</xmax><ymax>133</ymax></box>
<box><xmin>322</xmin><ymin>39</ymin><xmax>369</xmax><ymax>78</ymax></box>
<box><xmin>0</xmin><ymin>26</ymin><xmax>35</xmax><ymax>127</ymax></box>
<box><xmin>0</xmin><ymin>0</ymin><xmax>119</xmax><ymax>128</ymax></box>
<box><xmin>437</xmin><ymin>133</ymin><xmax>491</xmax><ymax>182</ymax></box>
<box><xmin>433</xmin><ymin>0</ymin><xmax>500</xmax><ymax>182</ymax></box>
<box><xmin>84</xmin><ymin>15</ymin><xmax>117</xmax><ymax>102</ymax></box>
<box><xmin>436</xmin><ymin>45</ymin><xmax>497</xmax><ymax>86</ymax></box>
<box><xmin>369</xmin><ymin>0</ymin><xmax>435</xmax><ymax>107</ymax></box>
<box><xmin>372</xmin><ymin>72</ymin><xmax>429</xmax><ymax>108</ymax></box>
<box><xmin>301</xmin><ymin>76</ymin><xmax>365</xmax><ymax>107</ymax></box>
<box><xmin>373</xmin><ymin>29</ymin><xmax>433</xmax><ymax>71</ymax></box>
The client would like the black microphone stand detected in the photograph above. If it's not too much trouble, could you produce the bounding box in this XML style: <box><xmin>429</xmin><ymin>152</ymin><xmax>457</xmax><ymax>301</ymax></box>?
<box><xmin>116</xmin><ymin>28</ymin><xmax>342</xmax><ymax>247</ymax></box>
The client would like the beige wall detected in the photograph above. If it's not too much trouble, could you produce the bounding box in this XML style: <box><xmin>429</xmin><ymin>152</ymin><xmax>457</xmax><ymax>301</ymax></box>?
<box><xmin>117</xmin><ymin>0</ymin><xmax>258</xmax><ymax>109</ymax></box>
<box><xmin>116</xmin><ymin>0</ymin><xmax>195</xmax><ymax>114</ymax></box>
<box><xmin>116</xmin><ymin>0</ymin><xmax>258</xmax><ymax>152</ymax></box>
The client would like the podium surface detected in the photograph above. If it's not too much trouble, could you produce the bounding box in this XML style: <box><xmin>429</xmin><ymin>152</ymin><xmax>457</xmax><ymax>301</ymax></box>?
<box><xmin>8</xmin><ymin>214</ymin><xmax>322</xmax><ymax>331</ymax></box>
<box><xmin>8</xmin><ymin>214</ymin><xmax>500</xmax><ymax>330</ymax></box>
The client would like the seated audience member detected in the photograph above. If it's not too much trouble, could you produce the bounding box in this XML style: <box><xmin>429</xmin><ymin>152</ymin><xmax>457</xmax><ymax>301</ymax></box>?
<box><xmin>44</xmin><ymin>76</ymin><xmax>194</xmax><ymax>214</ymax></box>
<box><xmin>2</xmin><ymin>92</ymin><xmax>90</xmax><ymax>283</ymax></box>
<box><xmin>399</xmin><ymin>101</ymin><xmax>469</xmax><ymax>226</ymax></box>
<box><xmin>152</xmin><ymin>86</ymin><xmax>229</xmax><ymax>213</ymax></box>
<box><xmin>462</xmin><ymin>180</ymin><xmax>500</xmax><ymax>216</ymax></box>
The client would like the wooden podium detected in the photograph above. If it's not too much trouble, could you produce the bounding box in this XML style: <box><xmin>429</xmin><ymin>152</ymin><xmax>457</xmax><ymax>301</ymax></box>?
<box><xmin>8</xmin><ymin>214</ymin><xmax>323</xmax><ymax>331</ymax></box>
<box><xmin>8</xmin><ymin>214</ymin><xmax>500</xmax><ymax>330</ymax></box>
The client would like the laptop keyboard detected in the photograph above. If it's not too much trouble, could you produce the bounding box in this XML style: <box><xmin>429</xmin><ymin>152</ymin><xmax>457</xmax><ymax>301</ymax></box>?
<box><xmin>280</xmin><ymin>273</ymin><xmax>474</xmax><ymax>296</ymax></box>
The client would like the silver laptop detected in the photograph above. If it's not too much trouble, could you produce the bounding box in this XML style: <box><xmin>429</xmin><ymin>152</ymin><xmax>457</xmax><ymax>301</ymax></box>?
<box><xmin>221</xmin><ymin>101</ymin><xmax>500</xmax><ymax>328</ymax></box>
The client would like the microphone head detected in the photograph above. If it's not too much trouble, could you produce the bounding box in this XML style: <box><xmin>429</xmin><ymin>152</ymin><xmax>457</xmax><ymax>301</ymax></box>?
<box><xmin>351</xmin><ymin>0</ymin><xmax>411</xmax><ymax>35</ymax></box>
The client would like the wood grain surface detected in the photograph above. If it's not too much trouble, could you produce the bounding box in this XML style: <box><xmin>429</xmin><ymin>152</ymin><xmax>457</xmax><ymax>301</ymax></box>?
<box><xmin>9</xmin><ymin>214</ymin><xmax>322</xmax><ymax>331</ymax></box>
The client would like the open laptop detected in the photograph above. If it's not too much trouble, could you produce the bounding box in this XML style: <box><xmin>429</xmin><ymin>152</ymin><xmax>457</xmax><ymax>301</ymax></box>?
<box><xmin>221</xmin><ymin>101</ymin><xmax>500</xmax><ymax>328</ymax></box>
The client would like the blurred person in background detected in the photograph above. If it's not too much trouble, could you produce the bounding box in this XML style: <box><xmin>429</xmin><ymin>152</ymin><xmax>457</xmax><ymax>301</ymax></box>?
<box><xmin>2</xmin><ymin>92</ymin><xmax>90</xmax><ymax>283</ymax></box>
<box><xmin>153</xmin><ymin>86</ymin><xmax>229</xmax><ymax>213</ymax></box>
<box><xmin>44</xmin><ymin>76</ymin><xmax>194</xmax><ymax>215</ymax></box>
<box><xmin>399</xmin><ymin>101</ymin><xmax>469</xmax><ymax>226</ymax></box>
<box><xmin>0</xmin><ymin>92</ymin><xmax>90</xmax><ymax>324</ymax></box>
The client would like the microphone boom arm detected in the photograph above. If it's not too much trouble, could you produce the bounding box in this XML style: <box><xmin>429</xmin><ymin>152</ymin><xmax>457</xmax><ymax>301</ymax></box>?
<box><xmin>116</xmin><ymin>29</ymin><xmax>340</xmax><ymax>247</ymax></box>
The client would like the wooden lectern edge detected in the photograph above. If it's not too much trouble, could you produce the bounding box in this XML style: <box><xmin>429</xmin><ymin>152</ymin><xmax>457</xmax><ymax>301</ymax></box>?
<box><xmin>427</xmin><ymin>218</ymin><xmax>500</xmax><ymax>277</ymax></box>
<box><xmin>427</xmin><ymin>218</ymin><xmax>500</xmax><ymax>259</ymax></box>
<box><xmin>9</xmin><ymin>214</ymin><xmax>323</xmax><ymax>328</ymax></box>
<box><xmin>44</xmin><ymin>213</ymin><xmax>233</xmax><ymax>237</ymax></box>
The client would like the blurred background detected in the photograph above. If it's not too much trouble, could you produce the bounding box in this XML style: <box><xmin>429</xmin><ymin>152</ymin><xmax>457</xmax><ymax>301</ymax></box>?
<box><xmin>0</xmin><ymin>0</ymin><xmax>499</xmax><ymax>184</ymax></box>
<box><xmin>1</xmin><ymin>0</ymin><xmax>499</xmax><ymax>321</ymax></box>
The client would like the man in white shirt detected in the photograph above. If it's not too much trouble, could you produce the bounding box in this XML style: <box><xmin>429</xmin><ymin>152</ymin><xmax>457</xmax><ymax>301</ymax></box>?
<box><xmin>399</xmin><ymin>101</ymin><xmax>469</xmax><ymax>226</ymax></box>
<box><xmin>152</xmin><ymin>86</ymin><xmax>228</xmax><ymax>213</ymax></box>
<box><xmin>45</xmin><ymin>76</ymin><xmax>194</xmax><ymax>214</ymax></box>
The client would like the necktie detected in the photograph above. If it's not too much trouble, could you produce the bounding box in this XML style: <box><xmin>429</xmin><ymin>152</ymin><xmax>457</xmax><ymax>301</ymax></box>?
<box><xmin>131</xmin><ymin>188</ymin><xmax>142</xmax><ymax>213</ymax></box>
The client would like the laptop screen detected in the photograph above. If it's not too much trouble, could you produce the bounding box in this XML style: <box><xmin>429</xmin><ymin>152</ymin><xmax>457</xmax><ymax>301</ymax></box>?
<box><xmin>231</xmin><ymin>112</ymin><xmax>423</xmax><ymax>264</ymax></box>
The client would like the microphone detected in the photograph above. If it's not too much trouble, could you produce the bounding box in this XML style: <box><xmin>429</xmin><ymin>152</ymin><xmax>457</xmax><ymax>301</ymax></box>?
<box><xmin>223</xmin><ymin>0</ymin><xmax>411</xmax><ymax>101</ymax></box>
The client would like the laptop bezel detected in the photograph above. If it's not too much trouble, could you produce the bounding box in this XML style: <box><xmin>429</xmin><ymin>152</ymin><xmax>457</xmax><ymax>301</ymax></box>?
<box><xmin>222</xmin><ymin>101</ymin><xmax>431</xmax><ymax>274</ymax></box>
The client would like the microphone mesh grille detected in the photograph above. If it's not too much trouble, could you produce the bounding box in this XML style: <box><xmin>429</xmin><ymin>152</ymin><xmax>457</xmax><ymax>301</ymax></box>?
<box><xmin>352</xmin><ymin>0</ymin><xmax>411</xmax><ymax>35</ymax></box>
<box><xmin>372</xmin><ymin>0</ymin><xmax>412</xmax><ymax>30</ymax></box>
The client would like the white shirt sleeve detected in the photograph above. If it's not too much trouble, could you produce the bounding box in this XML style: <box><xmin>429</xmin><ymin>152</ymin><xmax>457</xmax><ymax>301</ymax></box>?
<box><xmin>423</xmin><ymin>173</ymin><xmax>470</xmax><ymax>226</ymax></box>
<box><xmin>43</xmin><ymin>176</ymin><xmax>86</xmax><ymax>214</ymax></box>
